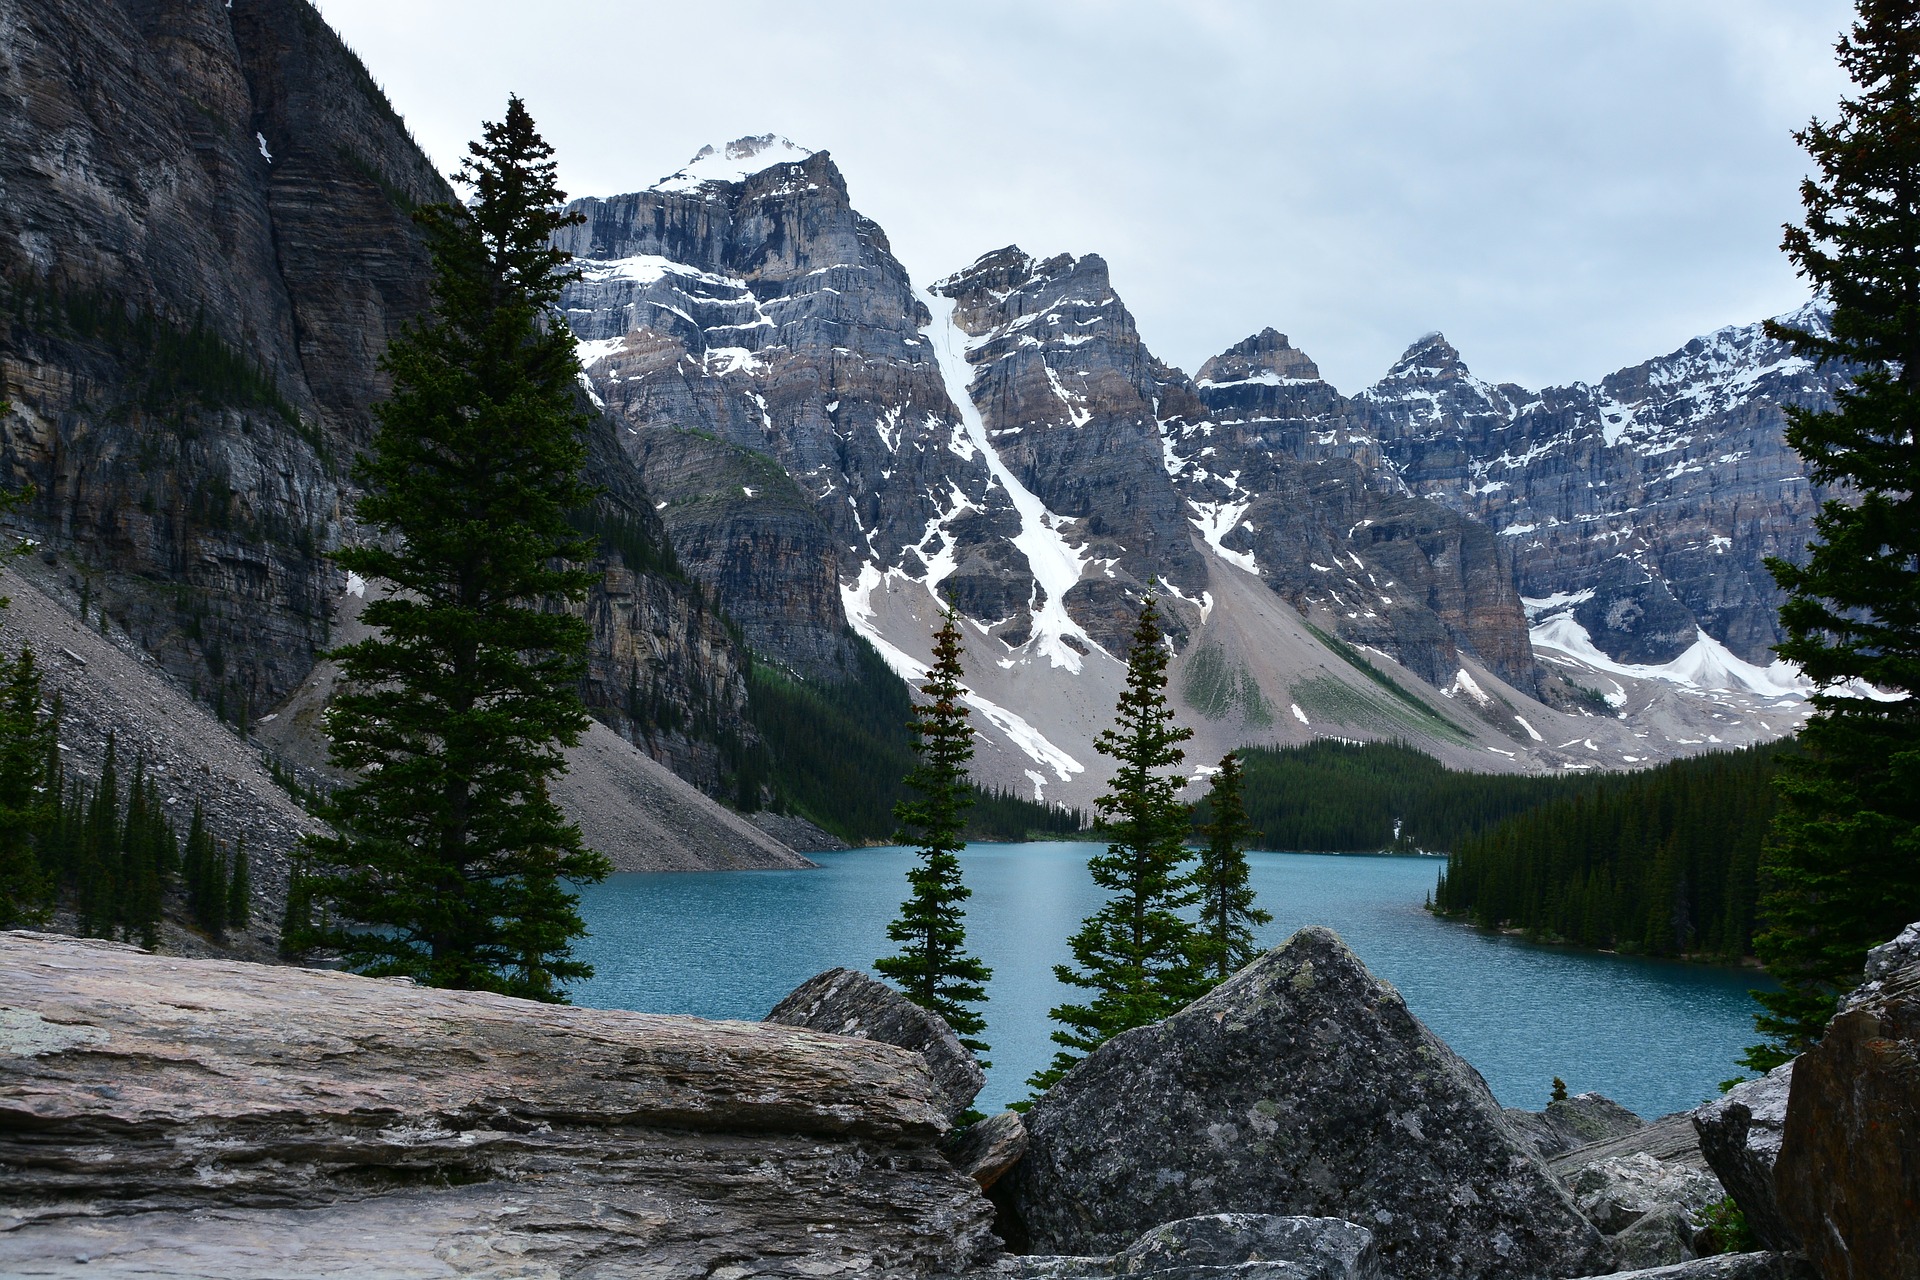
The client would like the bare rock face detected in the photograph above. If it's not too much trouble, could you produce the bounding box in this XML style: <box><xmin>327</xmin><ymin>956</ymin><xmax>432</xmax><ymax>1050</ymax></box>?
<box><xmin>1569</xmin><ymin>1254</ymin><xmax>1815</xmax><ymax>1280</ymax></box>
<box><xmin>1359</xmin><ymin>308</ymin><xmax>1846</xmax><ymax>669</ymax></box>
<box><xmin>1505</xmin><ymin>1090</ymin><xmax>1647</xmax><ymax>1159</ymax></box>
<box><xmin>1774</xmin><ymin>927</ymin><xmax>1920</xmax><ymax>1280</ymax></box>
<box><xmin>999</xmin><ymin>927</ymin><xmax>1609</xmax><ymax>1279</ymax></box>
<box><xmin>0</xmin><ymin>932</ymin><xmax>998</xmax><ymax>1278</ymax></box>
<box><xmin>1013</xmin><ymin>1214</ymin><xmax>1382</xmax><ymax>1280</ymax></box>
<box><xmin>944</xmin><ymin>1110</ymin><xmax>1029</xmax><ymax>1191</ymax></box>
<box><xmin>766</xmin><ymin>967</ymin><xmax>986</xmax><ymax>1122</ymax></box>
<box><xmin>1692</xmin><ymin>1065</ymin><xmax>1798</xmax><ymax>1253</ymax></box>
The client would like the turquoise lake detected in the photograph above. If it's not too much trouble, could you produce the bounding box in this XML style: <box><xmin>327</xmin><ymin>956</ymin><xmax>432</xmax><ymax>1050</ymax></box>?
<box><xmin>568</xmin><ymin>843</ymin><xmax>1771</xmax><ymax>1118</ymax></box>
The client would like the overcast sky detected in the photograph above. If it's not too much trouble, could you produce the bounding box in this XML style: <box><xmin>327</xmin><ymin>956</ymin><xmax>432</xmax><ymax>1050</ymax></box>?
<box><xmin>312</xmin><ymin>0</ymin><xmax>1853</xmax><ymax>393</ymax></box>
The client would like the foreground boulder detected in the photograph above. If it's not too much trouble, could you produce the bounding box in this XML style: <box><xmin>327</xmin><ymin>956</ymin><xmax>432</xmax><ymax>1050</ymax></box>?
<box><xmin>945</xmin><ymin>1109</ymin><xmax>1030</xmax><ymax>1190</ymax></box>
<box><xmin>1693</xmin><ymin>1064</ymin><xmax>1797</xmax><ymax>1253</ymax></box>
<box><xmin>1569</xmin><ymin>1254</ymin><xmax>1814</xmax><ymax>1279</ymax></box>
<box><xmin>1505</xmin><ymin>1092</ymin><xmax>1647</xmax><ymax>1160</ymax></box>
<box><xmin>1775</xmin><ymin>922</ymin><xmax>1920</xmax><ymax>1280</ymax></box>
<box><xmin>0</xmin><ymin>932</ymin><xmax>997</xmax><ymax>1278</ymax></box>
<box><xmin>1000</xmin><ymin>927</ymin><xmax>1609</xmax><ymax>1279</ymax></box>
<box><xmin>1013</xmin><ymin>1213</ymin><xmax>1381</xmax><ymax>1280</ymax></box>
<box><xmin>767</xmin><ymin>966</ymin><xmax>986</xmax><ymax>1120</ymax></box>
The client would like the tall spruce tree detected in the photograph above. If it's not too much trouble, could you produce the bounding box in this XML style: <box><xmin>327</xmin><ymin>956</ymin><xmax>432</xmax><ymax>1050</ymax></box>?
<box><xmin>1190</xmin><ymin>751</ymin><xmax>1271</xmax><ymax>983</ymax></box>
<box><xmin>876</xmin><ymin>606</ymin><xmax>992</xmax><ymax>1053</ymax></box>
<box><xmin>0</xmin><ymin>648</ymin><xmax>54</xmax><ymax>927</ymax></box>
<box><xmin>1032</xmin><ymin>594</ymin><xmax>1202</xmax><ymax>1094</ymax></box>
<box><xmin>1745</xmin><ymin>0</ymin><xmax>1920</xmax><ymax>1070</ymax></box>
<box><xmin>295</xmin><ymin>97</ymin><xmax>610</xmax><ymax>1000</ymax></box>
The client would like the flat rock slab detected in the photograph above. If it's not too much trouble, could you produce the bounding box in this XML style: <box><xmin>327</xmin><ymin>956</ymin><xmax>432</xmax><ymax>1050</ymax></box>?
<box><xmin>1002</xmin><ymin>927</ymin><xmax>1608</xmax><ymax>1280</ymax></box>
<box><xmin>0</xmin><ymin>932</ymin><xmax>997</xmax><ymax>1277</ymax></box>
<box><xmin>1013</xmin><ymin>1213</ymin><xmax>1381</xmax><ymax>1280</ymax></box>
<box><xmin>767</xmin><ymin>966</ymin><xmax>986</xmax><ymax>1120</ymax></box>
<box><xmin>1566</xmin><ymin>1251</ymin><xmax>1815</xmax><ymax>1280</ymax></box>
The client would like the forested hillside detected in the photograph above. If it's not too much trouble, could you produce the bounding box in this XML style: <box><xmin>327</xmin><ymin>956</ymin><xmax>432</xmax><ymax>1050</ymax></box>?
<box><xmin>1223</xmin><ymin>741</ymin><xmax>1600</xmax><ymax>853</ymax></box>
<box><xmin>1433</xmin><ymin>741</ymin><xmax>1789</xmax><ymax>959</ymax></box>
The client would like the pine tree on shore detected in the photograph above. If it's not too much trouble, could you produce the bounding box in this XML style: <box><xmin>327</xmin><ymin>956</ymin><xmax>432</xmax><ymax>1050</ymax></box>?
<box><xmin>1744</xmin><ymin>0</ymin><xmax>1920</xmax><ymax>1071</ymax></box>
<box><xmin>876</xmin><ymin>606</ymin><xmax>992</xmax><ymax>1055</ymax></box>
<box><xmin>292</xmin><ymin>98</ymin><xmax>610</xmax><ymax>999</ymax></box>
<box><xmin>1031</xmin><ymin>595</ymin><xmax>1202</xmax><ymax>1095</ymax></box>
<box><xmin>1190</xmin><ymin>751</ymin><xmax>1271</xmax><ymax>983</ymax></box>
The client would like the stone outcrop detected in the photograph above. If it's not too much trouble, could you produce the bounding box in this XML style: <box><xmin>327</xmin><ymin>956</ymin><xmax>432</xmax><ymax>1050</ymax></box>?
<box><xmin>0</xmin><ymin>931</ymin><xmax>998</xmax><ymax>1278</ymax></box>
<box><xmin>944</xmin><ymin>1109</ymin><xmax>1029</xmax><ymax>1191</ymax></box>
<box><xmin>999</xmin><ymin>927</ymin><xmax>1609</xmax><ymax>1279</ymax></box>
<box><xmin>766</xmin><ymin>966</ymin><xmax>986</xmax><ymax>1121</ymax></box>
<box><xmin>1013</xmin><ymin>1214</ymin><xmax>1382</xmax><ymax>1280</ymax></box>
<box><xmin>1504</xmin><ymin>1090</ymin><xmax>1647</xmax><ymax>1159</ymax></box>
<box><xmin>1774</xmin><ymin>922</ymin><xmax>1920</xmax><ymax>1280</ymax></box>
<box><xmin>1693</xmin><ymin>1065</ymin><xmax>1798</xmax><ymax>1253</ymax></box>
<box><xmin>1564</xmin><ymin>1153</ymin><xmax>1724</xmax><ymax>1269</ymax></box>
<box><xmin>1569</xmin><ymin>1256</ymin><xmax>1815</xmax><ymax>1280</ymax></box>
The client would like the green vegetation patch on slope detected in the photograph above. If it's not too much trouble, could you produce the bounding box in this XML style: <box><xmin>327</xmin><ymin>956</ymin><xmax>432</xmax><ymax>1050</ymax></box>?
<box><xmin>743</xmin><ymin>637</ymin><xmax>1078</xmax><ymax>842</ymax></box>
<box><xmin>1434</xmin><ymin>740</ymin><xmax>1791</xmax><ymax>959</ymax></box>
<box><xmin>1224</xmin><ymin>739</ymin><xmax>1599</xmax><ymax>853</ymax></box>
<box><xmin>1183</xmin><ymin>643</ymin><xmax>1272</xmax><ymax>726</ymax></box>
<box><xmin>1297</xmin><ymin>622</ymin><xmax>1470</xmax><ymax>744</ymax></box>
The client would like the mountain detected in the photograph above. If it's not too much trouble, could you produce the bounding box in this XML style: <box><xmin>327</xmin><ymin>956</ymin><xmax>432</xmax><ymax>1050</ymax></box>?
<box><xmin>0</xmin><ymin>0</ymin><xmax>786</xmax><ymax>871</ymax></box>
<box><xmin>565</xmin><ymin>139</ymin><xmax>1827</xmax><ymax>805</ymax></box>
<box><xmin>1</xmin><ymin>0</ymin><xmax>1839</xmax><ymax>848</ymax></box>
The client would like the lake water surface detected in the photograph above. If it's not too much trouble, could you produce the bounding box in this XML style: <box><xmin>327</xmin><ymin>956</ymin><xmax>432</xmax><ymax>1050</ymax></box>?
<box><xmin>569</xmin><ymin>843</ymin><xmax>1770</xmax><ymax>1118</ymax></box>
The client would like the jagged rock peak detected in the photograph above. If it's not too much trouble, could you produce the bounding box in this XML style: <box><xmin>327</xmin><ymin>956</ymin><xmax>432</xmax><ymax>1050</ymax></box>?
<box><xmin>1384</xmin><ymin>330</ymin><xmax>1468</xmax><ymax>378</ymax></box>
<box><xmin>936</xmin><ymin>245</ymin><xmax>1111</xmax><ymax>302</ymax></box>
<box><xmin>653</xmin><ymin>133</ymin><xmax>817</xmax><ymax>192</ymax></box>
<box><xmin>1196</xmin><ymin>327</ymin><xmax>1323</xmax><ymax>385</ymax></box>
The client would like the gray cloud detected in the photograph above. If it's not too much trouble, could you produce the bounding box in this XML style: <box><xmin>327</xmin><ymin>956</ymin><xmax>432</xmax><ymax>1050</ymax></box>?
<box><xmin>315</xmin><ymin>0</ymin><xmax>1851</xmax><ymax>391</ymax></box>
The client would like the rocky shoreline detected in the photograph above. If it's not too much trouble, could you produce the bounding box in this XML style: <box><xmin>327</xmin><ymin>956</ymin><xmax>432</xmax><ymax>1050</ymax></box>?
<box><xmin>2</xmin><ymin>921</ymin><xmax>1911</xmax><ymax>1278</ymax></box>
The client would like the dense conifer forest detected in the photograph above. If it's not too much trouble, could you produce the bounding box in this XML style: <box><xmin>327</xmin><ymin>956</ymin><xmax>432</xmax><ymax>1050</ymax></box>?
<box><xmin>1433</xmin><ymin>741</ymin><xmax>1789</xmax><ymax>959</ymax></box>
<box><xmin>1224</xmin><ymin>741</ymin><xmax>1600</xmax><ymax>852</ymax></box>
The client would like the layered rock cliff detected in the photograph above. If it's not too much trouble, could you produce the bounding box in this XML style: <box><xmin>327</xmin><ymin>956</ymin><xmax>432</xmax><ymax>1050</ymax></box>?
<box><xmin>1</xmin><ymin>0</ymin><xmax>766</xmax><ymax>820</ymax></box>
<box><xmin>1358</xmin><ymin>307</ymin><xmax>1842</xmax><ymax>670</ymax></box>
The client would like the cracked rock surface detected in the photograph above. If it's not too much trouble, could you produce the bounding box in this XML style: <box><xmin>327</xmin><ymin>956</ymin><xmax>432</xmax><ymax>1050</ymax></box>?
<box><xmin>0</xmin><ymin>932</ymin><xmax>998</xmax><ymax>1278</ymax></box>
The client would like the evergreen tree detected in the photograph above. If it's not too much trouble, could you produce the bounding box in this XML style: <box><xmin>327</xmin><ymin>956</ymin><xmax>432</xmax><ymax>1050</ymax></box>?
<box><xmin>226</xmin><ymin>838</ymin><xmax>250</xmax><ymax>931</ymax></box>
<box><xmin>1190</xmin><ymin>751</ymin><xmax>1272</xmax><ymax>983</ymax></box>
<box><xmin>0</xmin><ymin>648</ymin><xmax>55</xmax><ymax>926</ymax></box>
<box><xmin>1032</xmin><ymin>595</ymin><xmax>1201</xmax><ymax>1094</ymax></box>
<box><xmin>875</xmin><ymin>606</ymin><xmax>992</xmax><ymax>1053</ymax></box>
<box><xmin>1746</xmin><ymin>2</ymin><xmax>1920</xmax><ymax>1070</ymax></box>
<box><xmin>294</xmin><ymin>97</ymin><xmax>610</xmax><ymax>1000</ymax></box>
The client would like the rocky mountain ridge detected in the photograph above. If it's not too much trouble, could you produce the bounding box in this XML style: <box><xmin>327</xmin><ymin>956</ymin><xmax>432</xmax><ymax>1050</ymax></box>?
<box><xmin>566</xmin><ymin>138</ymin><xmax>1829</xmax><ymax>802</ymax></box>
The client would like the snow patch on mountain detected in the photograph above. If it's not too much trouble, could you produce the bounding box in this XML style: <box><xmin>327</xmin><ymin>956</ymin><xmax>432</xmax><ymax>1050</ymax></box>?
<box><xmin>654</xmin><ymin>135</ymin><xmax>814</xmax><ymax>192</ymax></box>
<box><xmin>1530</xmin><ymin>611</ymin><xmax>1807</xmax><ymax>699</ymax></box>
<box><xmin>920</xmin><ymin>291</ymin><xmax>1097</xmax><ymax>673</ymax></box>
<box><xmin>840</xmin><ymin>563</ymin><xmax>1084</xmax><ymax>783</ymax></box>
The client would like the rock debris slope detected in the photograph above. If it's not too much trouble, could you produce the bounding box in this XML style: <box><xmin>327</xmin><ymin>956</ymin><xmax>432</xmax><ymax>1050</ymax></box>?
<box><xmin>0</xmin><ymin>930</ymin><xmax>998</xmax><ymax>1278</ymax></box>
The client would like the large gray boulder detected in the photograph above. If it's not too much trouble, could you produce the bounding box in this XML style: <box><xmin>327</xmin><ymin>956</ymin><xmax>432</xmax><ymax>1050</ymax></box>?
<box><xmin>1000</xmin><ymin>927</ymin><xmax>1610</xmax><ymax>1279</ymax></box>
<box><xmin>1013</xmin><ymin>1214</ymin><xmax>1381</xmax><ymax>1280</ymax></box>
<box><xmin>1775</xmin><ymin>921</ymin><xmax>1920</xmax><ymax>1280</ymax></box>
<box><xmin>766</xmin><ymin>966</ymin><xmax>987</xmax><ymax>1121</ymax></box>
<box><xmin>1691</xmin><ymin>1064</ymin><xmax>1797</xmax><ymax>1252</ymax></box>
<box><xmin>944</xmin><ymin>1109</ymin><xmax>1029</xmax><ymax>1190</ymax></box>
<box><xmin>0</xmin><ymin>932</ymin><xmax>997</xmax><ymax>1278</ymax></box>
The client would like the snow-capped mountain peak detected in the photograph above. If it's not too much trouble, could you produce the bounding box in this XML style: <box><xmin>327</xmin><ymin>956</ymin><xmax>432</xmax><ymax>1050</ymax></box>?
<box><xmin>653</xmin><ymin>134</ymin><xmax>814</xmax><ymax>192</ymax></box>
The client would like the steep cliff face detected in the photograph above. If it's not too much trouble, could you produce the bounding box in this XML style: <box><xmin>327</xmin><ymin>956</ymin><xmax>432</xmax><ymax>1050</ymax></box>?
<box><xmin>559</xmin><ymin>141</ymin><xmax>1000</xmax><ymax>680</ymax></box>
<box><xmin>0</xmin><ymin>0</ymin><xmax>446</xmax><ymax>715</ymax></box>
<box><xmin>0</xmin><ymin>0</ymin><xmax>761</xmax><ymax>809</ymax></box>
<box><xmin>1361</xmin><ymin>306</ymin><xmax>1841</xmax><ymax>669</ymax></box>
<box><xmin>1180</xmin><ymin>327</ymin><xmax>1537</xmax><ymax>691</ymax></box>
